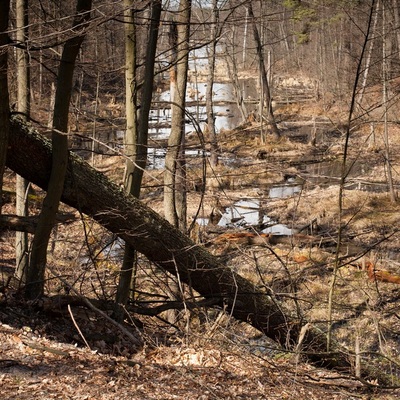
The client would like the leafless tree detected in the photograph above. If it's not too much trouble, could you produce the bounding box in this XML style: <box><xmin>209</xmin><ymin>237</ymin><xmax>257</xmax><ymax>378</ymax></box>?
<box><xmin>0</xmin><ymin>0</ymin><xmax>10</xmax><ymax>216</ymax></box>
<box><xmin>26</xmin><ymin>0</ymin><xmax>93</xmax><ymax>299</ymax></box>
<box><xmin>15</xmin><ymin>0</ymin><xmax>30</xmax><ymax>283</ymax></box>
<box><xmin>164</xmin><ymin>0</ymin><xmax>192</xmax><ymax>232</ymax></box>
<box><xmin>115</xmin><ymin>0</ymin><xmax>162</xmax><ymax>320</ymax></box>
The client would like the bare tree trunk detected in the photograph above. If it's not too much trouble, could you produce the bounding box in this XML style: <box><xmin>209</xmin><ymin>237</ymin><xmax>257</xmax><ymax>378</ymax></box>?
<box><xmin>135</xmin><ymin>0</ymin><xmax>162</xmax><ymax>192</ymax></box>
<box><xmin>206</xmin><ymin>0</ymin><xmax>219</xmax><ymax>167</ymax></box>
<box><xmin>0</xmin><ymin>0</ymin><xmax>10</xmax><ymax>216</ymax></box>
<box><xmin>164</xmin><ymin>0</ymin><xmax>191</xmax><ymax>231</ymax></box>
<box><xmin>247</xmin><ymin>2</ymin><xmax>280</xmax><ymax>140</ymax></box>
<box><xmin>357</xmin><ymin>0</ymin><xmax>380</xmax><ymax>107</ymax></box>
<box><xmin>327</xmin><ymin>0</ymin><xmax>377</xmax><ymax>351</ymax></box>
<box><xmin>115</xmin><ymin>0</ymin><xmax>138</xmax><ymax>320</ymax></box>
<box><xmin>163</xmin><ymin>0</ymin><xmax>191</xmax><ymax>324</ymax></box>
<box><xmin>382</xmin><ymin>0</ymin><xmax>396</xmax><ymax>202</ymax></box>
<box><xmin>115</xmin><ymin>0</ymin><xmax>162</xmax><ymax>320</ymax></box>
<box><xmin>15</xmin><ymin>0</ymin><xmax>30</xmax><ymax>283</ymax></box>
<box><xmin>225</xmin><ymin>30</ymin><xmax>247</xmax><ymax>123</ymax></box>
<box><xmin>392</xmin><ymin>0</ymin><xmax>400</xmax><ymax>65</ymax></box>
<box><xmin>26</xmin><ymin>0</ymin><xmax>92</xmax><ymax>299</ymax></box>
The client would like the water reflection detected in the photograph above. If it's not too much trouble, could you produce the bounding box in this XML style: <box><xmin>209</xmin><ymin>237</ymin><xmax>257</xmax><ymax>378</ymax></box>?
<box><xmin>150</xmin><ymin>79</ymin><xmax>257</xmax><ymax>139</ymax></box>
<box><xmin>147</xmin><ymin>147</ymin><xmax>208</xmax><ymax>169</ymax></box>
<box><xmin>217</xmin><ymin>199</ymin><xmax>294</xmax><ymax>235</ymax></box>
<box><xmin>218</xmin><ymin>199</ymin><xmax>260</xmax><ymax>227</ymax></box>
<box><xmin>269</xmin><ymin>184</ymin><xmax>302</xmax><ymax>198</ymax></box>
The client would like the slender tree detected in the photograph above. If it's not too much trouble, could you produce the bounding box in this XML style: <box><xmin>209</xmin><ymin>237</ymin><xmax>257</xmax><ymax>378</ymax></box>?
<box><xmin>327</xmin><ymin>0</ymin><xmax>377</xmax><ymax>351</ymax></box>
<box><xmin>114</xmin><ymin>0</ymin><xmax>138</xmax><ymax>320</ymax></box>
<box><xmin>0</xmin><ymin>0</ymin><xmax>10</xmax><ymax>216</ymax></box>
<box><xmin>225</xmin><ymin>26</ymin><xmax>248</xmax><ymax>122</ymax></box>
<box><xmin>357</xmin><ymin>0</ymin><xmax>380</xmax><ymax>107</ymax></box>
<box><xmin>26</xmin><ymin>0</ymin><xmax>92</xmax><ymax>299</ymax></box>
<box><xmin>382</xmin><ymin>0</ymin><xmax>396</xmax><ymax>202</ymax></box>
<box><xmin>164</xmin><ymin>0</ymin><xmax>191</xmax><ymax>231</ymax></box>
<box><xmin>15</xmin><ymin>0</ymin><xmax>30</xmax><ymax>283</ymax></box>
<box><xmin>115</xmin><ymin>0</ymin><xmax>162</xmax><ymax>320</ymax></box>
<box><xmin>206</xmin><ymin>0</ymin><xmax>219</xmax><ymax>167</ymax></box>
<box><xmin>163</xmin><ymin>0</ymin><xmax>192</xmax><ymax>324</ymax></box>
<box><xmin>247</xmin><ymin>1</ymin><xmax>280</xmax><ymax>141</ymax></box>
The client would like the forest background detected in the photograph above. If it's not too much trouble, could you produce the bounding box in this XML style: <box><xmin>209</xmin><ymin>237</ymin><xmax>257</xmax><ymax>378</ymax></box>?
<box><xmin>2</xmin><ymin>0</ymin><xmax>400</xmax><ymax>398</ymax></box>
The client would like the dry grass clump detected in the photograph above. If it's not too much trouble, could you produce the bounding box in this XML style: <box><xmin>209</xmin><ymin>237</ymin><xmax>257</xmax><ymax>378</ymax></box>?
<box><xmin>267</xmin><ymin>185</ymin><xmax>340</xmax><ymax>228</ymax></box>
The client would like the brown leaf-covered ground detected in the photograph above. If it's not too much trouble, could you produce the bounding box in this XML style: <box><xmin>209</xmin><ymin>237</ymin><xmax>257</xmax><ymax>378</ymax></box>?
<box><xmin>1</xmin><ymin>317</ymin><xmax>395</xmax><ymax>400</ymax></box>
<box><xmin>3</xmin><ymin>98</ymin><xmax>400</xmax><ymax>398</ymax></box>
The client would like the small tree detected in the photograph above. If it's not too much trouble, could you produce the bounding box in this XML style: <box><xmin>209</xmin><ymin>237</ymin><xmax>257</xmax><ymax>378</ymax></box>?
<box><xmin>26</xmin><ymin>0</ymin><xmax>93</xmax><ymax>299</ymax></box>
<box><xmin>247</xmin><ymin>1</ymin><xmax>279</xmax><ymax>141</ymax></box>
<box><xmin>206</xmin><ymin>0</ymin><xmax>220</xmax><ymax>167</ymax></box>
<box><xmin>15</xmin><ymin>0</ymin><xmax>30</xmax><ymax>283</ymax></box>
<box><xmin>164</xmin><ymin>0</ymin><xmax>191</xmax><ymax>231</ymax></box>
<box><xmin>0</xmin><ymin>0</ymin><xmax>10</xmax><ymax>216</ymax></box>
<box><xmin>115</xmin><ymin>0</ymin><xmax>162</xmax><ymax>320</ymax></box>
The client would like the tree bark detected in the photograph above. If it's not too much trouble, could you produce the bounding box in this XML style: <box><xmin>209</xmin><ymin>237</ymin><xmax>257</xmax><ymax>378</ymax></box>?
<box><xmin>116</xmin><ymin>0</ymin><xmax>162</xmax><ymax>319</ymax></box>
<box><xmin>116</xmin><ymin>0</ymin><xmax>139</xmax><ymax>320</ymax></box>
<box><xmin>164</xmin><ymin>0</ymin><xmax>191</xmax><ymax>232</ymax></box>
<box><xmin>15</xmin><ymin>0</ymin><xmax>30</xmax><ymax>283</ymax></box>
<box><xmin>0</xmin><ymin>213</ymin><xmax>76</xmax><ymax>234</ymax></box>
<box><xmin>206</xmin><ymin>0</ymin><xmax>219</xmax><ymax>167</ymax></box>
<box><xmin>131</xmin><ymin>0</ymin><xmax>161</xmax><ymax>195</ymax></box>
<box><xmin>0</xmin><ymin>0</ymin><xmax>10</xmax><ymax>215</ymax></box>
<box><xmin>247</xmin><ymin>2</ymin><xmax>280</xmax><ymax>140</ymax></box>
<box><xmin>357</xmin><ymin>0</ymin><xmax>379</xmax><ymax>107</ymax></box>
<box><xmin>225</xmin><ymin>30</ymin><xmax>247</xmax><ymax>123</ymax></box>
<box><xmin>26</xmin><ymin>0</ymin><xmax>92</xmax><ymax>299</ymax></box>
<box><xmin>6</xmin><ymin>116</ymin><xmax>360</xmax><ymax>375</ymax></box>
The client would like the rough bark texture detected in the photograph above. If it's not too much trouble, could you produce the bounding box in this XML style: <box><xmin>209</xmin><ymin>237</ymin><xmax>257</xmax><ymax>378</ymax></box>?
<box><xmin>116</xmin><ymin>0</ymin><xmax>138</xmax><ymax>317</ymax></box>
<box><xmin>5</xmin><ymin>117</ymin><xmax>363</xmax><ymax>375</ymax></box>
<box><xmin>116</xmin><ymin>0</ymin><xmax>163</xmax><ymax>316</ymax></box>
<box><xmin>248</xmin><ymin>3</ymin><xmax>280</xmax><ymax>140</ymax></box>
<box><xmin>26</xmin><ymin>0</ymin><xmax>92</xmax><ymax>299</ymax></box>
<box><xmin>131</xmin><ymin>0</ymin><xmax>161</xmax><ymax>194</ymax></box>
<box><xmin>0</xmin><ymin>0</ymin><xmax>10</xmax><ymax>215</ymax></box>
<box><xmin>164</xmin><ymin>0</ymin><xmax>191</xmax><ymax>231</ymax></box>
<box><xmin>15</xmin><ymin>0</ymin><xmax>30</xmax><ymax>283</ymax></box>
<box><xmin>206</xmin><ymin>0</ymin><xmax>219</xmax><ymax>167</ymax></box>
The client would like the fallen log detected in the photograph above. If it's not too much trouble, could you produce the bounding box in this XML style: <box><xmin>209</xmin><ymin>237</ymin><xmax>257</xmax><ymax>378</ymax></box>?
<box><xmin>0</xmin><ymin>213</ymin><xmax>76</xmax><ymax>233</ymax></box>
<box><xmin>4</xmin><ymin>116</ymin><xmax>388</xmax><ymax>381</ymax></box>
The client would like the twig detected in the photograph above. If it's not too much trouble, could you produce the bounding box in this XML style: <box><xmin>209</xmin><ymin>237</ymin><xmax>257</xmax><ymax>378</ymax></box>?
<box><xmin>295</xmin><ymin>322</ymin><xmax>310</xmax><ymax>364</ymax></box>
<box><xmin>48</xmin><ymin>268</ymin><xmax>142</xmax><ymax>347</ymax></box>
<box><xmin>68</xmin><ymin>304</ymin><xmax>91</xmax><ymax>350</ymax></box>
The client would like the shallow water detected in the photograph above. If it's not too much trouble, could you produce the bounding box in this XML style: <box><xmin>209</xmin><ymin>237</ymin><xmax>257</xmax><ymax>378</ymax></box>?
<box><xmin>150</xmin><ymin>79</ymin><xmax>257</xmax><ymax>139</ymax></box>
<box><xmin>217</xmin><ymin>198</ymin><xmax>295</xmax><ymax>235</ymax></box>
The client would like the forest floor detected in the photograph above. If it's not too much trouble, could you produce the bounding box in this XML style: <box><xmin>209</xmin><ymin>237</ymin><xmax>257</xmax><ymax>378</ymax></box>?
<box><xmin>2</xmin><ymin>91</ymin><xmax>400</xmax><ymax>398</ymax></box>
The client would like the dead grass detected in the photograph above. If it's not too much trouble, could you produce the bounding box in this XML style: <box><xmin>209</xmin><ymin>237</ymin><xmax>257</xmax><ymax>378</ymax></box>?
<box><xmin>4</xmin><ymin>97</ymin><xmax>400</xmax><ymax>398</ymax></box>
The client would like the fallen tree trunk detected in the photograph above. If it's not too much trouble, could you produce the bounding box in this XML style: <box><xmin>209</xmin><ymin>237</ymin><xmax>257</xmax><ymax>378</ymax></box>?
<box><xmin>0</xmin><ymin>213</ymin><xmax>76</xmax><ymax>233</ymax></box>
<box><xmin>4</xmin><ymin>116</ymin><xmax>361</xmax><ymax>375</ymax></box>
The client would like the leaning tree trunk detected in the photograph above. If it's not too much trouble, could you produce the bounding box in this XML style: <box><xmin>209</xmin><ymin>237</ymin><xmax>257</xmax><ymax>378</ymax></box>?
<box><xmin>0</xmin><ymin>0</ymin><xmax>10</xmax><ymax>215</ymax></box>
<box><xmin>26</xmin><ymin>0</ymin><xmax>92</xmax><ymax>299</ymax></box>
<box><xmin>5</xmin><ymin>116</ymin><xmax>365</xmax><ymax>377</ymax></box>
